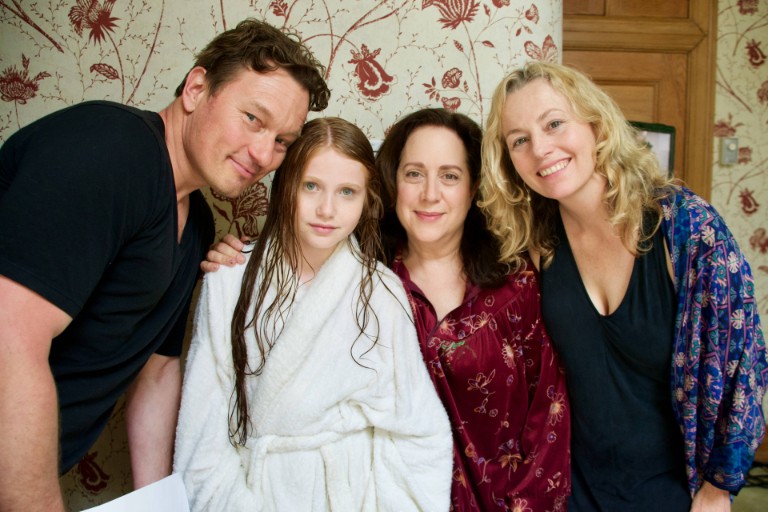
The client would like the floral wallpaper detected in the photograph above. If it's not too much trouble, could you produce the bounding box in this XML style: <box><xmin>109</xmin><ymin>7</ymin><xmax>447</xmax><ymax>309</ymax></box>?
<box><xmin>711</xmin><ymin>0</ymin><xmax>768</xmax><ymax>336</ymax></box>
<box><xmin>0</xmin><ymin>0</ymin><xmax>562</xmax><ymax>509</ymax></box>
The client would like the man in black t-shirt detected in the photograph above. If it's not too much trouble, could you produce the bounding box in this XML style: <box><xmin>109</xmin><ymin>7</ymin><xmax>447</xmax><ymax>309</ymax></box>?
<box><xmin>0</xmin><ymin>19</ymin><xmax>330</xmax><ymax>512</ymax></box>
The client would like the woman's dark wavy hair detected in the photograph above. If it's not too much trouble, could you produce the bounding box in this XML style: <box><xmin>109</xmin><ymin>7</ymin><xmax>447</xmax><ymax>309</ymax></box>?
<box><xmin>175</xmin><ymin>18</ymin><xmax>330</xmax><ymax>112</ymax></box>
<box><xmin>229</xmin><ymin>117</ymin><xmax>384</xmax><ymax>446</ymax></box>
<box><xmin>376</xmin><ymin>108</ymin><xmax>507</xmax><ymax>289</ymax></box>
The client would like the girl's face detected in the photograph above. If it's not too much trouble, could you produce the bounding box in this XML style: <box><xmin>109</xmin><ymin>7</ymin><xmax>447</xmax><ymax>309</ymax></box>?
<box><xmin>295</xmin><ymin>147</ymin><xmax>367</xmax><ymax>267</ymax></box>
<box><xmin>501</xmin><ymin>78</ymin><xmax>599</xmax><ymax>204</ymax></box>
<box><xmin>395</xmin><ymin>126</ymin><xmax>473</xmax><ymax>252</ymax></box>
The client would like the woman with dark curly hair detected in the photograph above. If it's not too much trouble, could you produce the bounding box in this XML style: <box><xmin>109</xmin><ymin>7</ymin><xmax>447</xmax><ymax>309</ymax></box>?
<box><xmin>377</xmin><ymin>108</ymin><xmax>571</xmax><ymax>511</ymax></box>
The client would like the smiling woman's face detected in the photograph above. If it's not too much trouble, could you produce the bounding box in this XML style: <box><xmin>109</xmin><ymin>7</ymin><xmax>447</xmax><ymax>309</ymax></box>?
<box><xmin>395</xmin><ymin>126</ymin><xmax>473</xmax><ymax>252</ymax></box>
<box><xmin>501</xmin><ymin>78</ymin><xmax>598</xmax><ymax>203</ymax></box>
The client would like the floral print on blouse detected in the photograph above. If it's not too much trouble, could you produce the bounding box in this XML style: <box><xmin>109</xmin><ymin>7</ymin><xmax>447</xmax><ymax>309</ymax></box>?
<box><xmin>660</xmin><ymin>186</ymin><xmax>766</xmax><ymax>494</ymax></box>
<box><xmin>392</xmin><ymin>258</ymin><xmax>571</xmax><ymax>511</ymax></box>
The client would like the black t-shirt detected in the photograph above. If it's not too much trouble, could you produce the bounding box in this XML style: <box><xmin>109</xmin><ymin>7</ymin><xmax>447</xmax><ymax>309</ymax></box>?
<box><xmin>0</xmin><ymin>100</ymin><xmax>214</xmax><ymax>472</ymax></box>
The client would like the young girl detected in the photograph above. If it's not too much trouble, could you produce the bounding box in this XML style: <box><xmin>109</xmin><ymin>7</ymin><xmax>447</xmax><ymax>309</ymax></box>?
<box><xmin>173</xmin><ymin>117</ymin><xmax>452</xmax><ymax>511</ymax></box>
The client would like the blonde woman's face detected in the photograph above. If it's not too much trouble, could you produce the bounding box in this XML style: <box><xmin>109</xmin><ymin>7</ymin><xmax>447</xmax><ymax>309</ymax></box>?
<box><xmin>501</xmin><ymin>79</ymin><xmax>599</xmax><ymax>203</ymax></box>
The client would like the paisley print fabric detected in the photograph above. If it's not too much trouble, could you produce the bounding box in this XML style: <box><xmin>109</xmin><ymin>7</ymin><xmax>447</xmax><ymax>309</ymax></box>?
<box><xmin>660</xmin><ymin>186</ymin><xmax>767</xmax><ymax>494</ymax></box>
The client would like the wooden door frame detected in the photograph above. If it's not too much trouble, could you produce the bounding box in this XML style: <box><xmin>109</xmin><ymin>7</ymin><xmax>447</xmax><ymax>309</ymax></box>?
<box><xmin>563</xmin><ymin>1</ymin><xmax>717</xmax><ymax>199</ymax></box>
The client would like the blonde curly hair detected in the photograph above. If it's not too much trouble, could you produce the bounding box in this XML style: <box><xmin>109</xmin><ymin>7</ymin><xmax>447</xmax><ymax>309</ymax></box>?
<box><xmin>480</xmin><ymin>61</ymin><xmax>674</xmax><ymax>271</ymax></box>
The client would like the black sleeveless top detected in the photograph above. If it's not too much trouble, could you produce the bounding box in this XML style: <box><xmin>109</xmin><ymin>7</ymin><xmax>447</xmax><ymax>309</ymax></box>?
<box><xmin>541</xmin><ymin>214</ymin><xmax>690</xmax><ymax>510</ymax></box>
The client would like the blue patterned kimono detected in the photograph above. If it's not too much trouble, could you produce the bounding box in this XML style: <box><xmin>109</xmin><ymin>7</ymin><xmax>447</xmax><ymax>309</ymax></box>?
<box><xmin>660</xmin><ymin>186</ymin><xmax>767</xmax><ymax>495</ymax></box>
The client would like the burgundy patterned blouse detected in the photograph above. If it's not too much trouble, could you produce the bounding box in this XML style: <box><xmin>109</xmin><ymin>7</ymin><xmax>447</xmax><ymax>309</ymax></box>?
<box><xmin>392</xmin><ymin>257</ymin><xmax>571</xmax><ymax>512</ymax></box>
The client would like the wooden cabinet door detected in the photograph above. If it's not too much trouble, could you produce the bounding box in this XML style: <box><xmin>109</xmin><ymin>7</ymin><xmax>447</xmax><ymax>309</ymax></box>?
<box><xmin>562</xmin><ymin>0</ymin><xmax>716</xmax><ymax>199</ymax></box>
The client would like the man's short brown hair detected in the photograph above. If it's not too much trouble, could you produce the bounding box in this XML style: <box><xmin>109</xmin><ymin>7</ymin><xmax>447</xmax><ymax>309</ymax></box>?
<box><xmin>174</xmin><ymin>18</ymin><xmax>330</xmax><ymax>112</ymax></box>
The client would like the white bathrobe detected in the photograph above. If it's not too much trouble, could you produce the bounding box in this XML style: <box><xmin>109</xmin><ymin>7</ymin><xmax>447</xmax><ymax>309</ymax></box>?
<box><xmin>174</xmin><ymin>240</ymin><xmax>452</xmax><ymax>511</ymax></box>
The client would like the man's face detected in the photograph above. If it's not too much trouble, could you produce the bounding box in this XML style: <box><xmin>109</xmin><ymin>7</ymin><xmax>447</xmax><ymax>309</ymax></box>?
<box><xmin>182</xmin><ymin>66</ymin><xmax>310</xmax><ymax>198</ymax></box>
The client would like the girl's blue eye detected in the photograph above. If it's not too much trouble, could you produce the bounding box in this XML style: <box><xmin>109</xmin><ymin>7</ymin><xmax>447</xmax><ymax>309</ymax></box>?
<box><xmin>341</xmin><ymin>188</ymin><xmax>354</xmax><ymax>196</ymax></box>
<box><xmin>304</xmin><ymin>182</ymin><xmax>316</xmax><ymax>191</ymax></box>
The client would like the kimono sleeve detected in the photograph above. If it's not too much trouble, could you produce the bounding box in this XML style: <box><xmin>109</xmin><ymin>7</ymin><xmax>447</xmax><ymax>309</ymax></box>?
<box><xmin>664</xmin><ymin>187</ymin><xmax>767</xmax><ymax>492</ymax></box>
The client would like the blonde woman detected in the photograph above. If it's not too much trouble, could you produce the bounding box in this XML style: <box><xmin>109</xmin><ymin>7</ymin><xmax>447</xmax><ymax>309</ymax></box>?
<box><xmin>481</xmin><ymin>61</ymin><xmax>766</xmax><ymax>511</ymax></box>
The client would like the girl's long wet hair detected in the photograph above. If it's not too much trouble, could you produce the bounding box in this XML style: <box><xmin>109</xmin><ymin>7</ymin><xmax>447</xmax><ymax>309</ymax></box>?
<box><xmin>229</xmin><ymin>117</ymin><xmax>384</xmax><ymax>445</ymax></box>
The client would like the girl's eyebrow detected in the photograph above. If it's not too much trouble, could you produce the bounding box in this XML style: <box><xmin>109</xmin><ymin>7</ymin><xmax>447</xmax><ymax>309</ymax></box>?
<box><xmin>302</xmin><ymin>174</ymin><xmax>365</xmax><ymax>188</ymax></box>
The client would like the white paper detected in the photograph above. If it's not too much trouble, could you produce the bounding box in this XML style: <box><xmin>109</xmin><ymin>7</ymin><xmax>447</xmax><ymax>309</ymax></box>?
<box><xmin>81</xmin><ymin>473</ymin><xmax>189</xmax><ymax>512</ymax></box>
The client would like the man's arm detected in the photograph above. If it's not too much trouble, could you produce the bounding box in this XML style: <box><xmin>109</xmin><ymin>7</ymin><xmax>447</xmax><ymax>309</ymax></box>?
<box><xmin>125</xmin><ymin>352</ymin><xmax>182</xmax><ymax>489</ymax></box>
<box><xmin>0</xmin><ymin>275</ymin><xmax>71</xmax><ymax>512</ymax></box>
